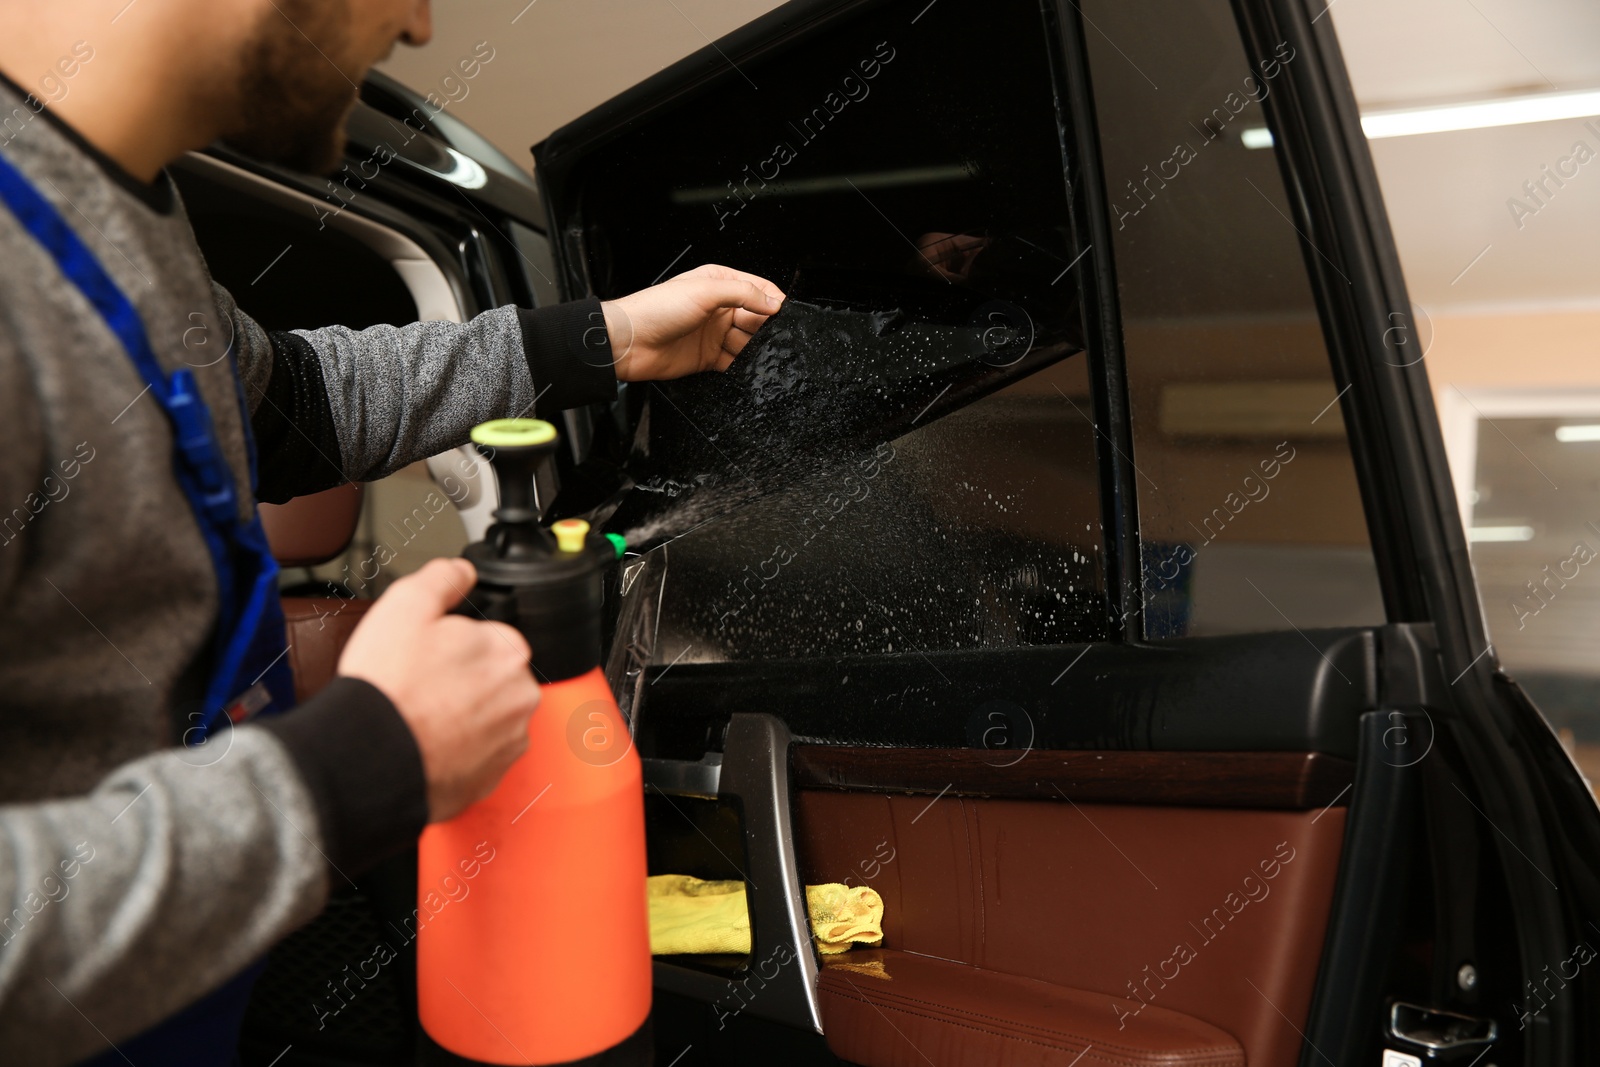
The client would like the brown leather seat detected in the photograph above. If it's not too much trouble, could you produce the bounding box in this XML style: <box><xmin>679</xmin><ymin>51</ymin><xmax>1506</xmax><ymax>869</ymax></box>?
<box><xmin>278</xmin><ymin>595</ymin><xmax>372</xmax><ymax>703</ymax></box>
<box><xmin>819</xmin><ymin>949</ymin><xmax>1245</xmax><ymax>1067</ymax></box>
<box><xmin>259</xmin><ymin>483</ymin><xmax>372</xmax><ymax>700</ymax></box>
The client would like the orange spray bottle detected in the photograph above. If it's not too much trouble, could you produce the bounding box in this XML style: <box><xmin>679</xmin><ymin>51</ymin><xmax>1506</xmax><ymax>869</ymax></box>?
<box><xmin>417</xmin><ymin>418</ymin><xmax>651</xmax><ymax>1064</ymax></box>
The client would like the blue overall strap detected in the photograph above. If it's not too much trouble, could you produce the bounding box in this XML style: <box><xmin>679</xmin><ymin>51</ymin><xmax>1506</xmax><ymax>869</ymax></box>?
<box><xmin>0</xmin><ymin>148</ymin><xmax>295</xmax><ymax>738</ymax></box>
<box><xmin>0</xmin><ymin>151</ymin><xmax>297</xmax><ymax>1066</ymax></box>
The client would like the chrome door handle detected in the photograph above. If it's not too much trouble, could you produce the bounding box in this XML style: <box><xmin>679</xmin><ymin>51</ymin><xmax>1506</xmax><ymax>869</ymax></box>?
<box><xmin>1387</xmin><ymin>1000</ymin><xmax>1497</xmax><ymax>1060</ymax></box>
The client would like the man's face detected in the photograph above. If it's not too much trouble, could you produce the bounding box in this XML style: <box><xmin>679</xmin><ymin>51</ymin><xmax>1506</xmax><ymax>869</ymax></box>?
<box><xmin>221</xmin><ymin>0</ymin><xmax>432</xmax><ymax>174</ymax></box>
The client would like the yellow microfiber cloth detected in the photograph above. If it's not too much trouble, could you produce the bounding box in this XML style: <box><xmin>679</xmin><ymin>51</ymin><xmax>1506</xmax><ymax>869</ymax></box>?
<box><xmin>647</xmin><ymin>874</ymin><xmax>883</xmax><ymax>956</ymax></box>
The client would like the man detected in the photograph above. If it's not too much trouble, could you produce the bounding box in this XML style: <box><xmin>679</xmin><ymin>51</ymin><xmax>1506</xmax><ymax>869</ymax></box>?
<box><xmin>0</xmin><ymin>1</ymin><xmax>784</xmax><ymax>1063</ymax></box>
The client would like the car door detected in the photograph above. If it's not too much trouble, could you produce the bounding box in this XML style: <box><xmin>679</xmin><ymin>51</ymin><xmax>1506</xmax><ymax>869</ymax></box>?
<box><xmin>537</xmin><ymin>0</ymin><xmax>1600</xmax><ymax>1065</ymax></box>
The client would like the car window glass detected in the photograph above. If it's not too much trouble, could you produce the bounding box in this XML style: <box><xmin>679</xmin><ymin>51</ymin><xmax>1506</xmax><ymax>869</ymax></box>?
<box><xmin>558</xmin><ymin>0</ymin><xmax>1109</xmax><ymax>663</ymax></box>
<box><xmin>1465</xmin><ymin>411</ymin><xmax>1600</xmax><ymax>787</ymax></box>
<box><xmin>1080</xmin><ymin>0</ymin><xmax>1386</xmax><ymax>638</ymax></box>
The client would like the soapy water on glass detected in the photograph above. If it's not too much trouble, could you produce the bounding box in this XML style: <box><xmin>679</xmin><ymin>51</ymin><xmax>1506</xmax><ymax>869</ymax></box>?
<box><xmin>614</xmin><ymin>296</ymin><xmax>1025</xmax><ymax>547</ymax></box>
<box><xmin>606</xmin><ymin>296</ymin><xmax>1106</xmax><ymax>662</ymax></box>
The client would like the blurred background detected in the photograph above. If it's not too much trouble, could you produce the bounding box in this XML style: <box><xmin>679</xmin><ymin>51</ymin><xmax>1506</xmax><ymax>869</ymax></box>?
<box><xmin>379</xmin><ymin>0</ymin><xmax>1600</xmax><ymax>780</ymax></box>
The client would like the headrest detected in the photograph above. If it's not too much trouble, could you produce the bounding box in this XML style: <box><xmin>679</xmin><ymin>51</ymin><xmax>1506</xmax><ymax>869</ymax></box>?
<box><xmin>259</xmin><ymin>483</ymin><xmax>364</xmax><ymax>568</ymax></box>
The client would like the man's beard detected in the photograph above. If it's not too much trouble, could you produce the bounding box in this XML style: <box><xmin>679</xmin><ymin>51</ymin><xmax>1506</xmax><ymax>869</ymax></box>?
<box><xmin>221</xmin><ymin>0</ymin><xmax>358</xmax><ymax>175</ymax></box>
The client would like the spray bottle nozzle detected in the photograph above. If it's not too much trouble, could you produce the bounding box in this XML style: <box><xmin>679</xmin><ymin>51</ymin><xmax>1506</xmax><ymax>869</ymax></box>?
<box><xmin>461</xmin><ymin>418</ymin><xmax>617</xmax><ymax>679</ymax></box>
<box><xmin>469</xmin><ymin>418</ymin><xmax>560</xmax><ymax>555</ymax></box>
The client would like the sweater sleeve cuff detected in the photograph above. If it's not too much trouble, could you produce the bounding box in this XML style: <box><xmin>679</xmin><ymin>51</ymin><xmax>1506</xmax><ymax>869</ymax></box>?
<box><xmin>516</xmin><ymin>297</ymin><xmax>619</xmax><ymax>413</ymax></box>
<box><xmin>257</xmin><ymin>677</ymin><xmax>429</xmax><ymax>879</ymax></box>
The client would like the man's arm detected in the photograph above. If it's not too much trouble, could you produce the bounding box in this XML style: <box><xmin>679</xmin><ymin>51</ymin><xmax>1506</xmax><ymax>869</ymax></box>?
<box><xmin>0</xmin><ymin>679</ymin><xmax>427</xmax><ymax>1066</ymax></box>
<box><xmin>221</xmin><ymin>283</ymin><xmax>617</xmax><ymax>504</ymax></box>
<box><xmin>222</xmin><ymin>263</ymin><xmax>785</xmax><ymax>505</ymax></box>
<box><xmin>0</xmin><ymin>553</ymin><xmax>536</xmax><ymax>1065</ymax></box>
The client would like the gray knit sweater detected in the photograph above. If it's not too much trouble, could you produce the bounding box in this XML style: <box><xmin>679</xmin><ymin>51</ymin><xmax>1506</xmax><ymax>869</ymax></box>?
<box><xmin>0</xmin><ymin>80</ymin><xmax>614</xmax><ymax>1063</ymax></box>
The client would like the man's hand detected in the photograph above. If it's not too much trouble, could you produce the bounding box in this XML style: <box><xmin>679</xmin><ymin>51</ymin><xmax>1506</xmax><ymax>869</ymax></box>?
<box><xmin>601</xmin><ymin>263</ymin><xmax>786</xmax><ymax>382</ymax></box>
<box><xmin>336</xmin><ymin>558</ymin><xmax>540</xmax><ymax>823</ymax></box>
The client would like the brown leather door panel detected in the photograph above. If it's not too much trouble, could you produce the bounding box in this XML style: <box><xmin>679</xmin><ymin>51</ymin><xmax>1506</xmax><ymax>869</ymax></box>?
<box><xmin>819</xmin><ymin>949</ymin><xmax>1245</xmax><ymax>1067</ymax></box>
<box><xmin>796</xmin><ymin>779</ymin><xmax>1345</xmax><ymax>1066</ymax></box>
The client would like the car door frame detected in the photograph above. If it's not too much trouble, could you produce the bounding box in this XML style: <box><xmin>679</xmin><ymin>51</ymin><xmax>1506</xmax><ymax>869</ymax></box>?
<box><xmin>1229</xmin><ymin>0</ymin><xmax>1600</xmax><ymax>1060</ymax></box>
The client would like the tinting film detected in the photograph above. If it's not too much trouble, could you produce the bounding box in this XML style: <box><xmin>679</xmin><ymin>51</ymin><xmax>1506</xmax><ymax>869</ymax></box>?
<box><xmin>552</xmin><ymin>0</ymin><xmax>1107</xmax><ymax>662</ymax></box>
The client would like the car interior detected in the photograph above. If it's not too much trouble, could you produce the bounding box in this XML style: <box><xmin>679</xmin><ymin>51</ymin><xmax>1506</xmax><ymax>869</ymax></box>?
<box><xmin>169</xmin><ymin>0</ymin><xmax>1549</xmax><ymax>1063</ymax></box>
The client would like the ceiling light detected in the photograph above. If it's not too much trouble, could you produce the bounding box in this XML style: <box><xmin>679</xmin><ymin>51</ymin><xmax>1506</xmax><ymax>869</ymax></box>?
<box><xmin>1363</xmin><ymin>89</ymin><xmax>1600</xmax><ymax>139</ymax></box>
<box><xmin>1555</xmin><ymin>424</ymin><xmax>1600</xmax><ymax>443</ymax></box>
<box><xmin>669</xmin><ymin>164</ymin><xmax>975</xmax><ymax>204</ymax></box>
<box><xmin>1240</xmin><ymin>88</ymin><xmax>1600</xmax><ymax>148</ymax></box>
<box><xmin>1469</xmin><ymin>525</ymin><xmax>1535</xmax><ymax>543</ymax></box>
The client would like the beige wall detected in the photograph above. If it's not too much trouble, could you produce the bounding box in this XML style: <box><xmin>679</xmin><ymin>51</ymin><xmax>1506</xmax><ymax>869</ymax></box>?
<box><xmin>379</xmin><ymin>0</ymin><xmax>784</xmax><ymax>174</ymax></box>
<box><xmin>1423</xmin><ymin>309</ymin><xmax>1600</xmax><ymax>398</ymax></box>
